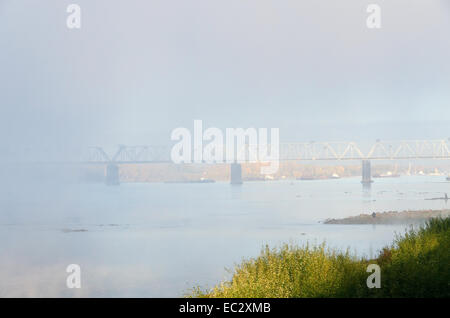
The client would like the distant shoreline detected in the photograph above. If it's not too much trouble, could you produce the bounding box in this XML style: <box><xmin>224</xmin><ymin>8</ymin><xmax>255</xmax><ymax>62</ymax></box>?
<box><xmin>324</xmin><ymin>209</ymin><xmax>450</xmax><ymax>225</ymax></box>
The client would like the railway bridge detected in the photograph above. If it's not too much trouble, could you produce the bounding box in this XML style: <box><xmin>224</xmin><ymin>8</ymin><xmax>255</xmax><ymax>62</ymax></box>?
<box><xmin>80</xmin><ymin>139</ymin><xmax>450</xmax><ymax>185</ymax></box>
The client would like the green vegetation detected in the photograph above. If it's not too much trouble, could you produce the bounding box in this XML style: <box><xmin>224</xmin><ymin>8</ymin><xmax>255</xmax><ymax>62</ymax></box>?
<box><xmin>190</xmin><ymin>218</ymin><xmax>450</xmax><ymax>298</ymax></box>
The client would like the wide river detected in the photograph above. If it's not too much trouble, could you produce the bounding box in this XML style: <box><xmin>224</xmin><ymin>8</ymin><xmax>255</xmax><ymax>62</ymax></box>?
<box><xmin>0</xmin><ymin>176</ymin><xmax>448</xmax><ymax>297</ymax></box>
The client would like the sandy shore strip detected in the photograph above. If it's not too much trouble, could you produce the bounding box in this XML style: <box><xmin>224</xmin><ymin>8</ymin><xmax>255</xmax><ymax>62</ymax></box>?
<box><xmin>324</xmin><ymin>209</ymin><xmax>450</xmax><ymax>225</ymax></box>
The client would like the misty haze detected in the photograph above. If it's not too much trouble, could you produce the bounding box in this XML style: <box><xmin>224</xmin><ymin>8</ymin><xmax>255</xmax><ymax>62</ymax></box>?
<box><xmin>0</xmin><ymin>1</ymin><xmax>449</xmax><ymax>298</ymax></box>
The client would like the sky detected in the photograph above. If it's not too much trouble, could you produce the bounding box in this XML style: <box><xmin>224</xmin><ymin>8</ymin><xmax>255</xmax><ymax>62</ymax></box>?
<box><xmin>0</xmin><ymin>0</ymin><xmax>449</xmax><ymax>158</ymax></box>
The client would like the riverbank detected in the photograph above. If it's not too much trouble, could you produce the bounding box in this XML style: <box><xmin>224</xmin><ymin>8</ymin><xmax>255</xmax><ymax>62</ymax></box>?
<box><xmin>190</xmin><ymin>217</ymin><xmax>450</xmax><ymax>298</ymax></box>
<box><xmin>323</xmin><ymin>209</ymin><xmax>450</xmax><ymax>225</ymax></box>
<box><xmin>79</xmin><ymin>162</ymin><xmax>450</xmax><ymax>183</ymax></box>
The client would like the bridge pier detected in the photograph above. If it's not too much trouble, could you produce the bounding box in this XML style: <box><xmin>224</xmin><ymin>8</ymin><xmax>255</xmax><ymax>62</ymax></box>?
<box><xmin>105</xmin><ymin>164</ymin><xmax>120</xmax><ymax>186</ymax></box>
<box><xmin>361</xmin><ymin>160</ymin><xmax>373</xmax><ymax>185</ymax></box>
<box><xmin>230</xmin><ymin>163</ymin><xmax>243</xmax><ymax>185</ymax></box>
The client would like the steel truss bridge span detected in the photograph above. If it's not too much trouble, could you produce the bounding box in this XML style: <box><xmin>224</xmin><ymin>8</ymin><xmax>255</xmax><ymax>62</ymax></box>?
<box><xmin>84</xmin><ymin>139</ymin><xmax>450</xmax><ymax>164</ymax></box>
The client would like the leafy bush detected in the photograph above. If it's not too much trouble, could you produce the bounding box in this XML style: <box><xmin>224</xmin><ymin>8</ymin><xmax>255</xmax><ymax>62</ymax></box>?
<box><xmin>190</xmin><ymin>218</ymin><xmax>450</xmax><ymax>298</ymax></box>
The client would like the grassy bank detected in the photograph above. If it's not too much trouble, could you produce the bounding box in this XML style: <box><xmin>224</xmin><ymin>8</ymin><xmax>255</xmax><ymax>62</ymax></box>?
<box><xmin>190</xmin><ymin>218</ymin><xmax>450</xmax><ymax>298</ymax></box>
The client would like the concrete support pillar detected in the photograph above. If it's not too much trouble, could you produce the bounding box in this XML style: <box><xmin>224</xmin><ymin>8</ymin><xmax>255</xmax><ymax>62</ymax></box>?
<box><xmin>230</xmin><ymin>163</ymin><xmax>243</xmax><ymax>185</ymax></box>
<box><xmin>105</xmin><ymin>164</ymin><xmax>120</xmax><ymax>186</ymax></box>
<box><xmin>361</xmin><ymin>160</ymin><xmax>373</xmax><ymax>185</ymax></box>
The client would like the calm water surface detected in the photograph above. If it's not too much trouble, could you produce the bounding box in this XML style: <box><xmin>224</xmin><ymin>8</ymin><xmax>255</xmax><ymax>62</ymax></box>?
<box><xmin>0</xmin><ymin>176</ymin><xmax>448</xmax><ymax>297</ymax></box>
